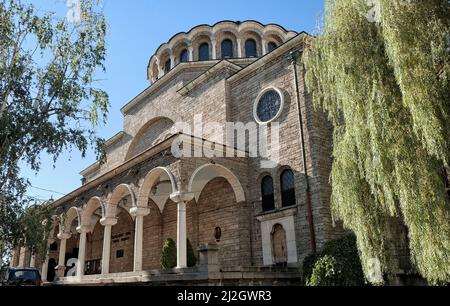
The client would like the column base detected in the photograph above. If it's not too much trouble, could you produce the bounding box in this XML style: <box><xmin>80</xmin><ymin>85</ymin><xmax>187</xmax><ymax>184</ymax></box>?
<box><xmin>55</xmin><ymin>265</ymin><xmax>66</xmax><ymax>278</ymax></box>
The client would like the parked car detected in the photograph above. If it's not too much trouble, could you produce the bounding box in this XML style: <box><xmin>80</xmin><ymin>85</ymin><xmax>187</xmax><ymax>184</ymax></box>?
<box><xmin>1</xmin><ymin>267</ymin><xmax>42</xmax><ymax>286</ymax></box>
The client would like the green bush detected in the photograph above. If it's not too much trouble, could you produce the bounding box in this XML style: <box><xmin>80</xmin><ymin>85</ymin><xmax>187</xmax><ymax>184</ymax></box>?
<box><xmin>160</xmin><ymin>238</ymin><xmax>197</xmax><ymax>269</ymax></box>
<box><xmin>187</xmin><ymin>239</ymin><xmax>197</xmax><ymax>267</ymax></box>
<box><xmin>160</xmin><ymin>238</ymin><xmax>177</xmax><ymax>269</ymax></box>
<box><xmin>304</xmin><ymin>234</ymin><xmax>365</xmax><ymax>286</ymax></box>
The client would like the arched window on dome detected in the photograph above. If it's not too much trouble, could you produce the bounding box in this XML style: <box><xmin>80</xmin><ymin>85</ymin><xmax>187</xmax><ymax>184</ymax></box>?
<box><xmin>268</xmin><ymin>42</ymin><xmax>278</xmax><ymax>53</ymax></box>
<box><xmin>221</xmin><ymin>39</ymin><xmax>234</xmax><ymax>59</ymax></box>
<box><xmin>199</xmin><ymin>43</ymin><xmax>210</xmax><ymax>61</ymax></box>
<box><xmin>164</xmin><ymin>59</ymin><xmax>171</xmax><ymax>73</ymax></box>
<box><xmin>261</xmin><ymin>175</ymin><xmax>275</xmax><ymax>212</ymax></box>
<box><xmin>179</xmin><ymin>49</ymin><xmax>189</xmax><ymax>63</ymax></box>
<box><xmin>281</xmin><ymin>169</ymin><xmax>296</xmax><ymax>207</ymax></box>
<box><xmin>245</xmin><ymin>39</ymin><xmax>257</xmax><ymax>58</ymax></box>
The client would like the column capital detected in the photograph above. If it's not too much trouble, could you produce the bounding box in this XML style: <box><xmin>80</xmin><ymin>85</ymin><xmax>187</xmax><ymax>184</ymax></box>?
<box><xmin>130</xmin><ymin>206</ymin><xmax>150</xmax><ymax>217</ymax></box>
<box><xmin>76</xmin><ymin>225</ymin><xmax>90</xmax><ymax>234</ymax></box>
<box><xmin>100</xmin><ymin>217</ymin><xmax>117</xmax><ymax>227</ymax></box>
<box><xmin>57</xmin><ymin>232</ymin><xmax>71</xmax><ymax>240</ymax></box>
<box><xmin>170</xmin><ymin>191</ymin><xmax>194</xmax><ymax>203</ymax></box>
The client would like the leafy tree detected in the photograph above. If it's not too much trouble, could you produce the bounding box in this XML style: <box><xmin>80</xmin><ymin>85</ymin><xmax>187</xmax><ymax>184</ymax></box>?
<box><xmin>0</xmin><ymin>0</ymin><xmax>108</xmax><ymax>261</ymax></box>
<box><xmin>302</xmin><ymin>0</ymin><xmax>450</xmax><ymax>284</ymax></box>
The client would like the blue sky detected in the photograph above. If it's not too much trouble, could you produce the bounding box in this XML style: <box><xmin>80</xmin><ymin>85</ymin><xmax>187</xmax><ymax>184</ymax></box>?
<box><xmin>21</xmin><ymin>0</ymin><xmax>325</xmax><ymax>201</ymax></box>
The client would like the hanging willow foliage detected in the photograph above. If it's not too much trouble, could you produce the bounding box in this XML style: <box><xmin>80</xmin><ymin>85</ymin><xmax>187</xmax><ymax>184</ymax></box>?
<box><xmin>302</xmin><ymin>0</ymin><xmax>450</xmax><ymax>284</ymax></box>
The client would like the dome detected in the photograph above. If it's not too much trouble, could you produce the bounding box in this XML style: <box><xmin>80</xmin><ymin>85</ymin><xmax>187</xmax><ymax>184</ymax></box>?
<box><xmin>147</xmin><ymin>20</ymin><xmax>297</xmax><ymax>83</ymax></box>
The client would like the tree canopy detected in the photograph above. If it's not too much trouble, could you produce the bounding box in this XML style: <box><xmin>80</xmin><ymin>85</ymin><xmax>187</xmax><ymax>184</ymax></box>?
<box><xmin>302</xmin><ymin>0</ymin><xmax>450</xmax><ymax>284</ymax></box>
<box><xmin>0</xmin><ymin>0</ymin><xmax>108</xmax><ymax>261</ymax></box>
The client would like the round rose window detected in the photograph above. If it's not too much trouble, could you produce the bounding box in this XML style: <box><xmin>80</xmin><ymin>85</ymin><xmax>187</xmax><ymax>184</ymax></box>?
<box><xmin>254</xmin><ymin>88</ymin><xmax>284</xmax><ymax>124</ymax></box>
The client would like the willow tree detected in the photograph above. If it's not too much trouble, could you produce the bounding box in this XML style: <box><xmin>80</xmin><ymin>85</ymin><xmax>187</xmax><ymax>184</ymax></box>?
<box><xmin>302</xmin><ymin>0</ymin><xmax>450</xmax><ymax>284</ymax></box>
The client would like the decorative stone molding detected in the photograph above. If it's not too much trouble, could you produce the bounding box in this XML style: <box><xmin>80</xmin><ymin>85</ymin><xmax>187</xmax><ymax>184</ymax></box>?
<box><xmin>100</xmin><ymin>217</ymin><xmax>118</xmax><ymax>227</ymax></box>
<box><xmin>130</xmin><ymin>206</ymin><xmax>151</xmax><ymax>217</ymax></box>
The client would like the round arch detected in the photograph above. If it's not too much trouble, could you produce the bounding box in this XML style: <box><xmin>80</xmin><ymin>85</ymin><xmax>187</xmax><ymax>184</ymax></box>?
<box><xmin>188</xmin><ymin>163</ymin><xmax>246</xmax><ymax>203</ymax></box>
<box><xmin>81</xmin><ymin>196</ymin><xmax>105</xmax><ymax>228</ymax></box>
<box><xmin>125</xmin><ymin>116</ymin><xmax>175</xmax><ymax>161</ymax></box>
<box><xmin>137</xmin><ymin>167</ymin><xmax>178</xmax><ymax>212</ymax></box>
<box><xmin>63</xmin><ymin>207</ymin><xmax>81</xmax><ymax>234</ymax></box>
<box><xmin>106</xmin><ymin>184</ymin><xmax>136</xmax><ymax>219</ymax></box>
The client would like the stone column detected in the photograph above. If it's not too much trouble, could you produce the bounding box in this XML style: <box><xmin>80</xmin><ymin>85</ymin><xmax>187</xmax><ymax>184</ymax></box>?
<box><xmin>170</xmin><ymin>192</ymin><xmax>194</xmax><ymax>269</ymax></box>
<box><xmin>100</xmin><ymin>217</ymin><xmax>117</xmax><ymax>275</ymax></box>
<box><xmin>29</xmin><ymin>253</ymin><xmax>36</xmax><ymax>268</ymax></box>
<box><xmin>188</xmin><ymin>45</ymin><xmax>194</xmax><ymax>62</ymax></box>
<box><xmin>237</xmin><ymin>38</ymin><xmax>242</xmax><ymax>58</ymax></box>
<box><xmin>130</xmin><ymin>207</ymin><xmax>150</xmax><ymax>272</ymax></box>
<box><xmin>56</xmin><ymin>233</ymin><xmax>71</xmax><ymax>278</ymax></box>
<box><xmin>157</xmin><ymin>59</ymin><xmax>164</xmax><ymax>79</ymax></box>
<box><xmin>262</xmin><ymin>39</ymin><xmax>268</xmax><ymax>55</ymax></box>
<box><xmin>40</xmin><ymin>238</ymin><xmax>53</xmax><ymax>281</ymax></box>
<box><xmin>170</xmin><ymin>53</ymin><xmax>175</xmax><ymax>69</ymax></box>
<box><xmin>76</xmin><ymin>226</ymin><xmax>89</xmax><ymax>278</ymax></box>
<box><xmin>211</xmin><ymin>39</ymin><xmax>217</xmax><ymax>60</ymax></box>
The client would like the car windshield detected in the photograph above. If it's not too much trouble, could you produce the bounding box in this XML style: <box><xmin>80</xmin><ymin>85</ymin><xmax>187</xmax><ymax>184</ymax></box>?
<box><xmin>9</xmin><ymin>270</ymin><xmax>40</xmax><ymax>281</ymax></box>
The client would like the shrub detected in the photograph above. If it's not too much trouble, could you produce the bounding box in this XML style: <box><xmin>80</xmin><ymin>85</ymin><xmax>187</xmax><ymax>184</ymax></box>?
<box><xmin>160</xmin><ymin>238</ymin><xmax>197</xmax><ymax>269</ymax></box>
<box><xmin>160</xmin><ymin>238</ymin><xmax>177</xmax><ymax>269</ymax></box>
<box><xmin>187</xmin><ymin>239</ymin><xmax>197</xmax><ymax>267</ymax></box>
<box><xmin>307</xmin><ymin>255</ymin><xmax>343</xmax><ymax>286</ymax></box>
<box><xmin>304</xmin><ymin>234</ymin><xmax>365</xmax><ymax>286</ymax></box>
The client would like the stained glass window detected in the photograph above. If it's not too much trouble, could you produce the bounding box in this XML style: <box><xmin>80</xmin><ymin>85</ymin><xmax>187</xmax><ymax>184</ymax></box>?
<box><xmin>245</xmin><ymin>39</ymin><xmax>257</xmax><ymax>57</ymax></box>
<box><xmin>179</xmin><ymin>49</ymin><xmax>189</xmax><ymax>63</ymax></box>
<box><xmin>256</xmin><ymin>90</ymin><xmax>282</xmax><ymax>123</ymax></box>
<box><xmin>268</xmin><ymin>42</ymin><xmax>278</xmax><ymax>52</ymax></box>
<box><xmin>221</xmin><ymin>39</ymin><xmax>234</xmax><ymax>59</ymax></box>
<box><xmin>199</xmin><ymin>43</ymin><xmax>209</xmax><ymax>61</ymax></box>
<box><xmin>281</xmin><ymin>169</ymin><xmax>296</xmax><ymax>207</ymax></box>
<box><xmin>261</xmin><ymin>176</ymin><xmax>275</xmax><ymax>212</ymax></box>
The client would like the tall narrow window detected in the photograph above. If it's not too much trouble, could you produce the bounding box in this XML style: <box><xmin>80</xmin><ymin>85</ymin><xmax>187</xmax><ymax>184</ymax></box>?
<box><xmin>261</xmin><ymin>176</ymin><xmax>275</xmax><ymax>212</ymax></box>
<box><xmin>199</xmin><ymin>43</ymin><xmax>209</xmax><ymax>61</ymax></box>
<box><xmin>281</xmin><ymin>169</ymin><xmax>296</xmax><ymax>207</ymax></box>
<box><xmin>179</xmin><ymin>49</ymin><xmax>189</xmax><ymax>63</ymax></box>
<box><xmin>221</xmin><ymin>39</ymin><xmax>234</xmax><ymax>59</ymax></box>
<box><xmin>245</xmin><ymin>39</ymin><xmax>257</xmax><ymax>57</ymax></box>
<box><xmin>164</xmin><ymin>59</ymin><xmax>171</xmax><ymax>73</ymax></box>
<box><xmin>268</xmin><ymin>42</ymin><xmax>277</xmax><ymax>52</ymax></box>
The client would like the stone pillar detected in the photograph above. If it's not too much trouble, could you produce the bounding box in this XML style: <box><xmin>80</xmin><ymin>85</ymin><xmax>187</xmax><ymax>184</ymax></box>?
<box><xmin>18</xmin><ymin>246</ymin><xmax>28</xmax><ymax>267</ymax></box>
<box><xmin>157</xmin><ymin>59</ymin><xmax>164</xmax><ymax>79</ymax></box>
<box><xmin>56</xmin><ymin>233</ymin><xmax>71</xmax><ymax>278</ymax></box>
<box><xmin>40</xmin><ymin>238</ymin><xmax>53</xmax><ymax>282</ymax></box>
<box><xmin>170</xmin><ymin>192</ymin><xmax>194</xmax><ymax>269</ymax></box>
<box><xmin>41</xmin><ymin>258</ymin><xmax>49</xmax><ymax>281</ymax></box>
<box><xmin>188</xmin><ymin>45</ymin><xmax>194</xmax><ymax>62</ymax></box>
<box><xmin>130</xmin><ymin>207</ymin><xmax>150</xmax><ymax>272</ymax></box>
<box><xmin>237</xmin><ymin>38</ymin><xmax>242</xmax><ymax>58</ymax></box>
<box><xmin>170</xmin><ymin>53</ymin><xmax>175</xmax><ymax>69</ymax></box>
<box><xmin>100</xmin><ymin>217</ymin><xmax>117</xmax><ymax>275</ymax></box>
<box><xmin>262</xmin><ymin>39</ymin><xmax>268</xmax><ymax>55</ymax></box>
<box><xmin>211</xmin><ymin>39</ymin><xmax>217</xmax><ymax>60</ymax></box>
<box><xmin>76</xmin><ymin>226</ymin><xmax>89</xmax><ymax>278</ymax></box>
<box><xmin>197</xmin><ymin>243</ymin><xmax>219</xmax><ymax>273</ymax></box>
<box><xmin>29</xmin><ymin>253</ymin><xmax>36</xmax><ymax>268</ymax></box>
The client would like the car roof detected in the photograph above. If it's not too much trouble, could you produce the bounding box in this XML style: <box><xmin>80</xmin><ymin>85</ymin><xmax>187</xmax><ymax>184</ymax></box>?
<box><xmin>8</xmin><ymin>267</ymin><xmax>40</xmax><ymax>271</ymax></box>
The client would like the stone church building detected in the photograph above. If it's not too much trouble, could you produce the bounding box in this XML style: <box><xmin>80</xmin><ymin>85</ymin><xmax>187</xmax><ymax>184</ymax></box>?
<box><xmin>10</xmin><ymin>20</ymin><xmax>348</xmax><ymax>285</ymax></box>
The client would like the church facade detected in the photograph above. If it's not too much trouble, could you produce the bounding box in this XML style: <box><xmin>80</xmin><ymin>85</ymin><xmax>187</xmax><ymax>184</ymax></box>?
<box><xmin>10</xmin><ymin>21</ymin><xmax>346</xmax><ymax>285</ymax></box>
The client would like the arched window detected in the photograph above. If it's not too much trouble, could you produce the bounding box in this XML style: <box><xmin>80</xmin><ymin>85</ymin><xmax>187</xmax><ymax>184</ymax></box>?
<box><xmin>164</xmin><ymin>59</ymin><xmax>171</xmax><ymax>73</ymax></box>
<box><xmin>281</xmin><ymin>169</ymin><xmax>296</xmax><ymax>207</ymax></box>
<box><xmin>261</xmin><ymin>175</ymin><xmax>275</xmax><ymax>212</ymax></box>
<box><xmin>179</xmin><ymin>49</ymin><xmax>189</xmax><ymax>63</ymax></box>
<box><xmin>221</xmin><ymin>39</ymin><xmax>234</xmax><ymax>59</ymax></box>
<box><xmin>268</xmin><ymin>42</ymin><xmax>278</xmax><ymax>52</ymax></box>
<box><xmin>199</xmin><ymin>43</ymin><xmax>209</xmax><ymax>61</ymax></box>
<box><xmin>245</xmin><ymin>39</ymin><xmax>257</xmax><ymax>57</ymax></box>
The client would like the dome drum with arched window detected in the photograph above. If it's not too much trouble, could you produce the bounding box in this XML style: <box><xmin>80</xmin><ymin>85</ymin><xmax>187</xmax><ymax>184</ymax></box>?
<box><xmin>147</xmin><ymin>21</ymin><xmax>297</xmax><ymax>83</ymax></box>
